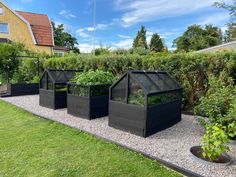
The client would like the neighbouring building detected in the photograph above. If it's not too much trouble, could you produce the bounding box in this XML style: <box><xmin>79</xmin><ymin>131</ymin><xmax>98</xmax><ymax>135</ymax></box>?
<box><xmin>0</xmin><ymin>1</ymin><xmax>69</xmax><ymax>55</ymax></box>
<box><xmin>198</xmin><ymin>41</ymin><xmax>236</xmax><ymax>53</ymax></box>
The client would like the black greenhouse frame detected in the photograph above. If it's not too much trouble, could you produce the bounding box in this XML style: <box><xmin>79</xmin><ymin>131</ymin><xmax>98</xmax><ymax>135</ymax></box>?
<box><xmin>109</xmin><ymin>70</ymin><xmax>183</xmax><ymax>137</ymax></box>
<box><xmin>39</xmin><ymin>69</ymin><xmax>77</xmax><ymax>109</ymax></box>
<box><xmin>67</xmin><ymin>83</ymin><xmax>111</xmax><ymax>119</ymax></box>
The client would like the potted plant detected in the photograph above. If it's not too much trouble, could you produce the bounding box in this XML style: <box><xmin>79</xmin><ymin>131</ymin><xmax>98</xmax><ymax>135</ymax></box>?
<box><xmin>190</xmin><ymin>123</ymin><xmax>232</xmax><ymax>165</ymax></box>
<box><xmin>67</xmin><ymin>70</ymin><xmax>115</xmax><ymax>119</ymax></box>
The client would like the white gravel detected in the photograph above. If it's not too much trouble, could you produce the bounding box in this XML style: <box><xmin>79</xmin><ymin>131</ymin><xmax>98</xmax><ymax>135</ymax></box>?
<box><xmin>1</xmin><ymin>95</ymin><xmax>236</xmax><ymax>177</ymax></box>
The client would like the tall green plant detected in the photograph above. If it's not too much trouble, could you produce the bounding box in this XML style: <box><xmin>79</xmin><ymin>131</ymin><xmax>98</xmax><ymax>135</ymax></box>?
<box><xmin>201</xmin><ymin>123</ymin><xmax>229</xmax><ymax>162</ymax></box>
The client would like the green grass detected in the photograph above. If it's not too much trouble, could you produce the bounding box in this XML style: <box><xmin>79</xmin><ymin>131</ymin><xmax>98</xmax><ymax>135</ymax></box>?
<box><xmin>0</xmin><ymin>100</ymin><xmax>182</xmax><ymax>177</ymax></box>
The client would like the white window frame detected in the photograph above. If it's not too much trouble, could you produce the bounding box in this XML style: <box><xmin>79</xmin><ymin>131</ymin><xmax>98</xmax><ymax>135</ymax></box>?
<box><xmin>0</xmin><ymin>7</ymin><xmax>4</xmax><ymax>15</ymax></box>
<box><xmin>0</xmin><ymin>23</ymin><xmax>9</xmax><ymax>34</ymax></box>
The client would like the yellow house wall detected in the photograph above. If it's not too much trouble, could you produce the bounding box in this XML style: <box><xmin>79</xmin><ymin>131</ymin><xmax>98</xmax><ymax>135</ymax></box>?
<box><xmin>0</xmin><ymin>2</ymin><xmax>52</xmax><ymax>55</ymax></box>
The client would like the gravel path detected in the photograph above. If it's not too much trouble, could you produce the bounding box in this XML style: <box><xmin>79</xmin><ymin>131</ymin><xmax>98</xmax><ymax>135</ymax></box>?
<box><xmin>1</xmin><ymin>95</ymin><xmax>236</xmax><ymax>177</ymax></box>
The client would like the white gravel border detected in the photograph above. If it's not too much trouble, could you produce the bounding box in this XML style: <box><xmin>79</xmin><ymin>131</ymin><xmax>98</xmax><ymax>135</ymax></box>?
<box><xmin>1</xmin><ymin>95</ymin><xmax>236</xmax><ymax>177</ymax></box>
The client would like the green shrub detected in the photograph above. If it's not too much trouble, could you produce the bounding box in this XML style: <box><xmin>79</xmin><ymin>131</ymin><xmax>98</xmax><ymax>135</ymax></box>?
<box><xmin>225</xmin><ymin>100</ymin><xmax>236</xmax><ymax>139</ymax></box>
<box><xmin>201</xmin><ymin>123</ymin><xmax>229</xmax><ymax>162</ymax></box>
<box><xmin>71</xmin><ymin>70</ymin><xmax>115</xmax><ymax>86</ymax></box>
<box><xmin>0</xmin><ymin>43</ymin><xmax>24</xmax><ymax>83</ymax></box>
<box><xmin>194</xmin><ymin>73</ymin><xmax>235</xmax><ymax>121</ymax></box>
<box><xmin>44</xmin><ymin>51</ymin><xmax>236</xmax><ymax>110</ymax></box>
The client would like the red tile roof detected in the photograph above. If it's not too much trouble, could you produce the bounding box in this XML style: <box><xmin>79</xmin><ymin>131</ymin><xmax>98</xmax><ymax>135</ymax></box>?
<box><xmin>16</xmin><ymin>11</ymin><xmax>54</xmax><ymax>46</ymax></box>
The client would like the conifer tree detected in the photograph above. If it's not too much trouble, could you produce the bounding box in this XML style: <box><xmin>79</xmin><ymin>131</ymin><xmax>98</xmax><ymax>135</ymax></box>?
<box><xmin>133</xmin><ymin>25</ymin><xmax>148</xmax><ymax>49</ymax></box>
<box><xmin>149</xmin><ymin>33</ymin><xmax>165</xmax><ymax>52</ymax></box>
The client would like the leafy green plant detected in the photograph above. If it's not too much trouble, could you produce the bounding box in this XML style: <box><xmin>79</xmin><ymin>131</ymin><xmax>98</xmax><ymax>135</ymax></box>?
<box><xmin>225</xmin><ymin>100</ymin><xmax>236</xmax><ymax>139</ymax></box>
<box><xmin>44</xmin><ymin>51</ymin><xmax>236</xmax><ymax>110</ymax></box>
<box><xmin>70</xmin><ymin>70</ymin><xmax>115</xmax><ymax>97</ymax></box>
<box><xmin>71</xmin><ymin>70</ymin><xmax>115</xmax><ymax>86</ymax></box>
<box><xmin>201</xmin><ymin>123</ymin><xmax>229</xmax><ymax>162</ymax></box>
<box><xmin>194</xmin><ymin>73</ymin><xmax>235</xmax><ymax>123</ymax></box>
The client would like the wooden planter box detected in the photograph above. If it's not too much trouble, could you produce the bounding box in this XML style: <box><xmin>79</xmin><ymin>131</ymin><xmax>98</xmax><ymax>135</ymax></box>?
<box><xmin>109</xmin><ymin>99</ymin><xmax>182</xmax><ymax>137</ymax></box>
<box><xmin>0</xmin><ymin>83</ymin><xmax>39</xmax><ymax>97</ymax></box>
<box><xmin>67</xmin><ymin>84</ymin><xmax>110</xmax><ymax>120</ymax></box>
<box><xmin>39</xmin><ymin>89</ymin><xmax>67</xmax><ymax>109</ymax></box>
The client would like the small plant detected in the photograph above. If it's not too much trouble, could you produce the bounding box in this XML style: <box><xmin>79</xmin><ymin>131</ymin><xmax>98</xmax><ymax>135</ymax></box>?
<box><xmin>201</xmin><ymin>123</ymin><xmax>229</xmax><ymax>162</ymax></box>
<box><xmin>71</xmin><ymin>70</ymin><xmax>115</xmax><ymax>86</ymax></box>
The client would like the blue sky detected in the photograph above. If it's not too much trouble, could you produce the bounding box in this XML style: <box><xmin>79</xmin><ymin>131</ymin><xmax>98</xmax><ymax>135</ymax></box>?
<box><xmin>3</xmin><ymin>0</ymin><xmax>233</xmax><ymax>52</ymax></box>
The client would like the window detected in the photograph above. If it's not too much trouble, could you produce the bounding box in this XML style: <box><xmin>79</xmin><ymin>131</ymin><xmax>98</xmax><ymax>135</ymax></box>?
<box><xmin>0</xmin><ymin>23</ymin><xmax>9</xmax><ymax>34</ymax></box>
<box><xmin>0</xmin><ymin>7</ymin><xmax>3</xmax><ymax>15</ymax></box>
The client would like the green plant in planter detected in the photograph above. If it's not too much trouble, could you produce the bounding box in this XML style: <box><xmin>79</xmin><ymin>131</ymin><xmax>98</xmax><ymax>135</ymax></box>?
<box><xmin>71</xmin><ymin>70</ymin><xmax>115</xmax><ymax>85</ymax></box>
<box><xmin>201</xmin><ymin>123</ymin><xmax>229</xmax><ymax>162</ymax></box>
<box><xmin>70</xmin><ymin>70</ymin><xmax>115</xmax><ymax>97</ymax></box>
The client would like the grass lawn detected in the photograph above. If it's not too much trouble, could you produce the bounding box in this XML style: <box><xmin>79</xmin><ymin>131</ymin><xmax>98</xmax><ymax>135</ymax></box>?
<box><xmin>0</xmin><ymin>100</ymin><xmax>182</xmax><ymax>177</ymax></box>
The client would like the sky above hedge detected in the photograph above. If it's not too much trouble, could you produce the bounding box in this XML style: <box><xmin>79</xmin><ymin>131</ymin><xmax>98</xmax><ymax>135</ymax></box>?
<box><xmin>4</xmin><ymin>0</ymin><xmax>232</xmax><ymax>52</ymax></box>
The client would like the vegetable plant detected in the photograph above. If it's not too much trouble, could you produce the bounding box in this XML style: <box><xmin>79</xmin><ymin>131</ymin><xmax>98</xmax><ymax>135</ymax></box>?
<box><xmin>71</xmin><ymin>70</ymin><xmax>115</xmax><ymax>85</ymax></box>
<box><xmin>69</xmin><ymin>70</ymin><xmax>115</xmax><ymax>97</ymax></box>
<box><xmin>201</xmin><ymin>123</ymin><xmax>229</xmax><ymax>162</ymax></box>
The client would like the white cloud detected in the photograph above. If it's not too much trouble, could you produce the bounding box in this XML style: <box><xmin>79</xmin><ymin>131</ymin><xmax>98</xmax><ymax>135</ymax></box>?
<box><xmin>117</xmin><ymin>34</ymin><xmax>131</xmax><ymax>39</ymax></box>
<box><xmin>59</xmin><ymin>10</ymin><xmax>76</xmax><ymax>19</ymax></box>
<box><xmin>112</xmin><ymin>39</ymin><xmax>133</xmax><ymax>49</ymax></box>
<box><xmin>196</xmin><ymin>12</ymin><xmax>230</xmax><ymax>26</ymax></box>
<box><xmin>114</xmin><ymin>0</ymin><xmax>232</xmax><ymax>27</ymax></box>
<box><xmin>79</xmin><ymin>43</ymin><xmax>99</xmax><ymax>53</ymax></box>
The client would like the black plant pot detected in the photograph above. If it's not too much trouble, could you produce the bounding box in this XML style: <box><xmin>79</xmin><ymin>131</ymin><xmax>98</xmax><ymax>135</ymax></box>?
<box><xmin>190</xmin><ymin>146</ymin><xmax>232</xmax><ymax>166</ymax></box>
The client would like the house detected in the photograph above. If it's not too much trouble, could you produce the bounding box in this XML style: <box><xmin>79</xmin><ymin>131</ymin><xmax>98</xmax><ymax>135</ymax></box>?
<box><xmin>0</xmin><ymin>1</ymin><xmax>68</xmax><ymax>55</ymax></box>
<box><xmin>198</xmin><ymin>41</ymin><xmax>236</xmax><ymax>53</ymax></box>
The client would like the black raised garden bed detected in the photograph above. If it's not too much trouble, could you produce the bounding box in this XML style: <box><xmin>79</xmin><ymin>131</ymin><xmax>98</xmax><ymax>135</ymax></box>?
<box><xmin>109</xmin><ymin>70</ymin><xmax>183</xmax><ymax>137</ymax></box>
<box><xmin>0</xmin><ymin>83</ymin><xmax>39</xmax><ymax>97</ymax></box>
<box><xmin>39</xmin><ymin>69</ymin><xmax>77</xmax><ymax>109</ymax></box>
<box><xmin>67</xmin><ymin>83</ymin><xmax>111</xmax><ymax>119</ymax></box>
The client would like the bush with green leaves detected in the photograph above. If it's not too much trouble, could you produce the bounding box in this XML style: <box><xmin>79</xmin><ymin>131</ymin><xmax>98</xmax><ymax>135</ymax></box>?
<box><xmin>71</xmin><ymin>70</ymin><xmax>115</xmax><ymax>86</ymax></box>
<box><xmin>194</xmin><ymin>73</ymin><xmax>235</xmax><ymax>121</ymax></box>
<box><xmin>225</xmin><ymin>100</ymin><xmax>236</xmax><ymax>140</ymax></box>
<box><xmin>194</xmin><ymin>72</ymin><xmax>236</xmax><ymax>139</ymax></box>
<box><xmin>201</xmin><ymin>123</ymin><xmax>229</xmax><ymax>162</ymax></box>
<box><xmin>44</xmin><ymin>51</ymin><xmax>236</xmax><ymax>110</ymax></box>
<box><xmin>0</xmin><ymin>43</ymin><xmax>24</xmax><ymax>83</ymax></box>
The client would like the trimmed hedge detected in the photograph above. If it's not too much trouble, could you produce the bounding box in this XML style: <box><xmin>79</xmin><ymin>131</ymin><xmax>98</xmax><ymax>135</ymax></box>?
<box><xmin>44</xmin><ymin>52</ymin><xmax>236</xmax><ymax>110</ymax></box>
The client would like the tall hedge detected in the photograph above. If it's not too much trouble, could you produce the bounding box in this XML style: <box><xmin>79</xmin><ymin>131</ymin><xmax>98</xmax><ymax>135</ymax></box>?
<box><xmin>44</xmin><ymin>52</ymin><xmax>236</xmax><ymax>110</ymax></box>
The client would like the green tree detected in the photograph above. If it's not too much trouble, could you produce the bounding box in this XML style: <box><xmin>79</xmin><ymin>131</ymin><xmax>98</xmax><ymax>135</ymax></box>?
<box><xmin>173</xmin><ymin>24</ymin><xmax>222</xmax><ymax>52</ymax></box>
<box><xmin>214</xmin><ymin>0</ymin><xmax>236</xmax><ymax>20</ymax></box>
<box><xmin>52</xmin><ymin>22</ymin><xmax>80</xmax><ymax>53</ymax></box>
<box><xmin>0</xmin><ymin>43</ymin><xmax>24</xmax><ymax>83</ymax></box>
<box><xmin>133</xmin><ymin>25</ymin><xmax>148</xmax><ymax>49</ymax></box>
<box><xmin>149</xmin><ymin>33</ymin><xmax>165</xmax><ymax>52</ymax></box>
<box><xmin>224</xmin><ymin>22</ymin><xmax>236</xmax><ymax>42</ymax></box>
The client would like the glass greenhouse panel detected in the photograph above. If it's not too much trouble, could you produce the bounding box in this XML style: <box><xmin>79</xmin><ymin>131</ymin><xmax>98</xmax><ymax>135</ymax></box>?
<box><xmin>47</xmin><ymin>75</ymin><xmax>53</xmax><ymax>90</ymax></box>
<box><xmin>111</xmin><ymin>76</ymin><xmax>127</xmax><ymax>103</ymax></box>
<box><xmin>128</xmin><ymin>76</ymin><xmax>145</xmax><ymax>106</ymax></box>
<box><xmin>40</xmin><ymin>73</ymin><xmax>47</xmax><ymax>89</ymax></box>
<box><xmin>133</xmin><ymin>73</ymin><xmax>159</xmax><ymax>93</ymax></box>
<box><xmin>147</xmin><ymin>91</ymin><xmax>182</xmax><ymax>106</ymax></box>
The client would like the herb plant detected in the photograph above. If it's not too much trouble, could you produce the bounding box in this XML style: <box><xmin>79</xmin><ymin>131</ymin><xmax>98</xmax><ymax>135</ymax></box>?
<box><xmin>201</xmin><ymin>123</ymin><xmax>229</xmax><ymax>162</ymax></box>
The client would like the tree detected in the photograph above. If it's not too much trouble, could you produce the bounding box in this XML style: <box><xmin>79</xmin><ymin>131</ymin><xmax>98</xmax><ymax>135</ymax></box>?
<box><xmin>51</xmin><ymin>22</ymin><xmax>80</xmax><ymax>53</ymax></box>
<box><xmin>214</xmin><ymin>0</ymin><xmax>236</xmax><ymax>20</ymax></box>
<box><xmin>224</xmin><ymin>22</ymin><xmax>236</xmax><ymax>42</ymax></box>
<box><xmin>0</xmin><ymin>43</ymin><xmax>24</xmax><ymax>83</ymax></box>
<box><xmin>133</xmin><ymin>25</ymin><xmax>148</xmax><ymax>49</ymax></box>
<box><xmin>149</xmin><ymin>33</ymin><xmax>165</xmax><ymax>52</ymax></box>
<box><xmin>173</xmin><ymin>24</ymin><xmax>222</xmax><ymax>52</ymax></box>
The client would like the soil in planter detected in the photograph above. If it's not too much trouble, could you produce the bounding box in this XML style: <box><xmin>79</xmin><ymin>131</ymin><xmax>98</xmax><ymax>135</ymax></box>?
<box><xmin>190</xmin><ymin>146</ymin><xmax>230</xmax><ymax>163</ymax></box>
